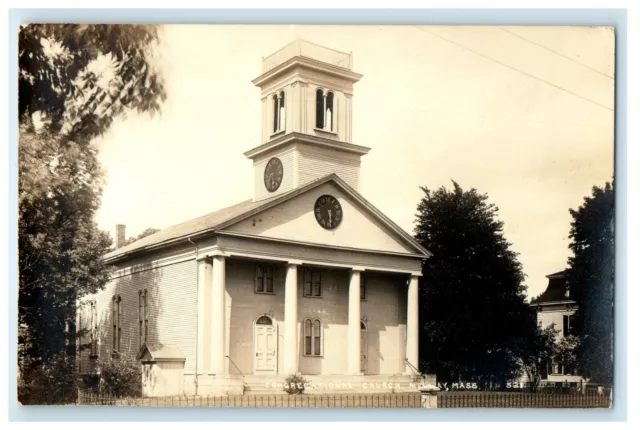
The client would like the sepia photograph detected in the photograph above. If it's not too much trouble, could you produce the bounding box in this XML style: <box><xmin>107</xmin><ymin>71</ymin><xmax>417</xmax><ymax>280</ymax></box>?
<box><xmin>16</xmin><ymin>23</ymin><xmax>615</xmax><ymax>409</ymax></box>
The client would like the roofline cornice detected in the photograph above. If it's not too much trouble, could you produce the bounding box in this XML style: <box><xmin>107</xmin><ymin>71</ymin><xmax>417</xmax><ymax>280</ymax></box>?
<box><xmin>252</xmin><ymin>56</ymin><xmax>363</xmax><ymax>88</ymax></box>
<box><xmin>243</xmin><ymin>132</ymin><xmax>371</xmax><ymax>159</ymax></box>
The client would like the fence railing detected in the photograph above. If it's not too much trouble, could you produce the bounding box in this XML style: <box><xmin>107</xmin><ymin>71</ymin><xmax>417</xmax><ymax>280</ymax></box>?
<box><xmin>77</xmin><ymin>391</ymin><xmax>423</xmax><ymax>408</ymax></box>
<box><xmin>19</xmin><ymin>385</ymin><xmax>611</xmax><ymax>409</ymax></box>
<box><xmin>439</xmin><ymin>390</ymin><xmax>611</xmax><ymax>408</ymax></box>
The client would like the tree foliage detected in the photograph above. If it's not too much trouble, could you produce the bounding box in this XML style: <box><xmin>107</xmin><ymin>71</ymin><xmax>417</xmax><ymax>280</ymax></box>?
<box><xmin>520</xmin><ymin>324</ymin><xmax>559</xmax><ymax>388</ymax></box>
<box><xmin>98</xmin><ymin>354</ymin><xmax>142</xmax><ymax>398</ymax></box>
<box><xmin>123</xmin><ymin>227</ymin><xmax>160</xmax><ymax>246</ymax></box>
<box><xmin>18</xmin><ymin>24</ymin><xmax>166</xmax><ymax>381</ymax></box>
<box><xmin>18</xmin><ymin>124</ymin><xmax>113</xmax><ymax>368</ymax></box>
<box><xmin>19</xmin><ymin>24</ymin><xmax>166</xmax><ymax>142</ymax></box>
<box><xmin>566</xmin><ymin>182</ymin><xmax>614</xmax><ymax>385</ymax></box>
<box><xmin>414</xmin><ymin>181</ymin><xmax>534</xmax><ymax>385</ymax></box>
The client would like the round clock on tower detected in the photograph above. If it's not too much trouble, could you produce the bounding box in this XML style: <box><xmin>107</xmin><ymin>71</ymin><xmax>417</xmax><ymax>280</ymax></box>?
<box><xmin>264</xmin><ymin>157</ymin><xmax>283</xmax><ymax>192</ymax></box>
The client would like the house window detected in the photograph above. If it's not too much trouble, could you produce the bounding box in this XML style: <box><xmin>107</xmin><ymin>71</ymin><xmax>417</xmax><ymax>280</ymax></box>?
<box><xmin>139</xmin><ymin>290</ymin><xmax>149</xmax><ymax>347</ymax></box>
<box><xmin>563</xmin><ymin>314</ymin><xmax>572</xmax><ymax>337</ymax></box>
<box><xmin>90</xmin><ymin>301</ymin><xmax>97</xmax><ymax>356</ymax></box>
<box><xmin>303</xmin><ymin>268</ymin><xmax>322</xmax><ymax>297</ymax></box>
<box><xmin>304</xmin><ymin>318</ymin><xmax>322</xmax><ymax>356</ymax></box>
<box><xmin>255</xmin><ymin>264</ymin><xmax>274</xmax><ymax>294</ymax></box>
<box><xmin>360</xmin><ymin>273</ymin><xmax>366</xmax><ymax>300</ymax></box>
<box><xmin>112</xmin><ymin>295</ymin><xmax>122</xmax><ymax>354</ymax></box>
<box><xmin>315</xmin><ymin>88</ymin><xmax>335</xmax><ymax>132</ymax></box>
<box><xmin>273</xmin><ymin>91</ymin><xmax>285</xmax><ymax>133</ymax></box>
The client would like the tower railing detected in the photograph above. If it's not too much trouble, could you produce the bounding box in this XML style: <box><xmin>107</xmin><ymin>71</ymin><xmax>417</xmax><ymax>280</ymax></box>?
<box><xmin>262</xmin><ymin>39</ymin><xmax>352</xmax><ymax>73</ymax></box>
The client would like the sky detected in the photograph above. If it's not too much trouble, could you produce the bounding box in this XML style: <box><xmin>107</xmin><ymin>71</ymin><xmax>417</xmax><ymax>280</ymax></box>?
<box><xmin>92</xmin><ymin>25</ymin><xmax>615</xmax><ymax>299</ymax></box>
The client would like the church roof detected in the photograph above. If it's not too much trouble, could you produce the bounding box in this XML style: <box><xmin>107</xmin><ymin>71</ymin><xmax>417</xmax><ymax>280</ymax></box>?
<box><xmin>531</xmin><ymin>269</ymin><xmax>574</xmax><ymax>304</ymax></box>
<box><xmin>104</xmin><ymin>174</ymin><xmax>431</xmax><ymax>263</ymax></box>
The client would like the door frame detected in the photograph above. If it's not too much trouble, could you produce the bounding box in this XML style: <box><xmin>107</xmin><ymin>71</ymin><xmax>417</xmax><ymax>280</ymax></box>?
<box><xmin>253</xmin><ymin>313</ymin><xmax>278</xmax><ymax>375</ymax></box>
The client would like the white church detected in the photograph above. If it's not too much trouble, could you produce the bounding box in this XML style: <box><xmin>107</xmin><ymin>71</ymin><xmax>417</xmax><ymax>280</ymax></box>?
<box><xmin>77</xmin><ymin>39</ymin><xmax>434</xmax><ymax>396</ymax></box>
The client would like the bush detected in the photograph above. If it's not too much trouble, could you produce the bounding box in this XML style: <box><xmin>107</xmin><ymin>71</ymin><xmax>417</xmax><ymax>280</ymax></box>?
<box><xmin>283</xmin><ymin>374</ymin><xmax>309</xmax><ymax>395</ymax></box>
<box><xmin>17</xmin><ymin>353</ymin><xmax>78</xmax><ymax>405</ymax></box>
<box><xmin>98</xmin><ymin>353</ymin><xmax>142</xmax><ymax>398</ymax></box>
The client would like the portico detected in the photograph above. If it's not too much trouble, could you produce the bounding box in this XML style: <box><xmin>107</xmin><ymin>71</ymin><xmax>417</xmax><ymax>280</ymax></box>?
<box><xmin>193</xmin><ymin>232</ymin><xmax>423</xmax><ymax>381</ymax></box>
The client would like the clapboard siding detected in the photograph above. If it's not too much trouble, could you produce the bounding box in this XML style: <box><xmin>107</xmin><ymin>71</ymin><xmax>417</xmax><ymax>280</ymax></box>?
<box><xmin>79</xmin><ymin>259</ymin><xmax>197</xmax><ymax>372</ymax></box>
<box><xmin>297</xmin><ymin>143</ymin><xmax>361</xmax><ymax>190</ymax></box>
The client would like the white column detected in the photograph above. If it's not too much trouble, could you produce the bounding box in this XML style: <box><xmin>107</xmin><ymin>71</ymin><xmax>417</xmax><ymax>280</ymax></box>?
<box><xmin>210</xmin><ymin>255</ymin><xmax>226</xmax><ymax>375</ymax></box>
<box><xmin>196</xmin><ymin>257</ymin><xmax>211</xmax><ymax>375</ymax></box>
<box><xmin>283</xmin><ymin>262</ymin><xmax>299</xmax><ymax>374</ymax></box>
<box><xmin>406</xmin><ymin>275</ymin><xmax>419</xmax><ymax>373</ymax></box>
<box><xmin>348</xmin><ymin>269</ymin><xmax>362</xmax><ymax>374</ymax></box>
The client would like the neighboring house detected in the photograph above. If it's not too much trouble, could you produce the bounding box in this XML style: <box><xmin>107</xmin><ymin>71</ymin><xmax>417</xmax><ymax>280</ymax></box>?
<box><xmin>77</xmin><ymin>39</ymin><xmax>434</xmax><ymax>397</ymax></box>
<box><xmin>530</xmin><ymin>270</ymin><xmax>584</xmax><ymax>384</ymax></box>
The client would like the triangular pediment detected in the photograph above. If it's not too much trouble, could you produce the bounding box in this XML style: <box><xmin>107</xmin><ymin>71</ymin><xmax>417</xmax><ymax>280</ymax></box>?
<box><xmin>220</xmin><ymin>176</ymin><xmax>429</xmax><ymax>256</ymax></box>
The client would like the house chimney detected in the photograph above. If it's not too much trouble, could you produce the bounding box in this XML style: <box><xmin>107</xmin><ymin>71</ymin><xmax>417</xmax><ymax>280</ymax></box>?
<box><xmin>115</xmin><ymin>224</ymin><xmax>126</xmax><ymax>249</ymax></box>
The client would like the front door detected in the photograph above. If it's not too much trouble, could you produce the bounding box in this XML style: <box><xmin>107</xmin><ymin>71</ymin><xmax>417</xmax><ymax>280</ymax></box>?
<box><xmin>361</xmin><ymin>322</ymin><xmax>368</xmax><ymax>374</ymax></box>
<box><xmin>254</xmin><ymin>315</ymin><xmax>277</xmax><ymax>373</ymax></box>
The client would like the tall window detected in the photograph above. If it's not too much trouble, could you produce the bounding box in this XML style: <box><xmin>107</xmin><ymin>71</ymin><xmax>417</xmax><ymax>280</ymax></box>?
<box><xmin>255</xmin><ymin>264</ymin><xmax>274</xmax><ymax>294</ymax></box>
<box><xmin>563</xmin><ymin>314</ymin><xmax>572</xmax><ymax>337</ymax></box>
<box><xmin>139</xmin><ymin>290</ymin><xmax>149</xmax><ymax>347</ymax></box>
<box><xmin>303</xmin><ymin>268</ymin><xmax>322</xmax><ymax>297</ymax></box>
<box><xmin>112</xmin><ymin>295</ymin><xmax>122</xmax><ymax>354</ymax></box>
<box><xmin>304</xmin><ymin>318</ymin><xmax>322</xmax><ymax>356</ymax></box>
<box><xmin>360</xmin><ymin>273</ymin><xmax>366</xmax><ymax>300</ymax></box>
<box><xmin>273</xmin><ymin>91</ymin><xmax>285</xmax><ymax>133</ymax></box>
<box><xmin>90</xmin><ymin>301</ymin><xmax>98</xmax><ymax>356</ymax></box>
<box><xmin>315</xmin><ymin>88</ymin><xmax>335</xmax><ymax>132</ymax></box>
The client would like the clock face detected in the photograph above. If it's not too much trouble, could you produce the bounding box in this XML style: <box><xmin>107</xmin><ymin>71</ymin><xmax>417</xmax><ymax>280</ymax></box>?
<box><xmin>314</xmin><ymin>195</ymin><xmax>343</xmax><ymax>230</ymax></box>
<box><xmin>264</xmin><ymin>157</ymin><xmax>283</xmax><ymax>192</ymax></box>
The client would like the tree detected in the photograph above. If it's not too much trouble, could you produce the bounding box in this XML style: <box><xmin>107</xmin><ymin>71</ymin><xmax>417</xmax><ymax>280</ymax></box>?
<box><xmin>520</xmin><ymin>324</ymin><xmax>559</xmax><ymax>389</ymax></box>
<box><xmin>556</xmin><ymin>334</ymin><xmax>580</xmax><ymax>377</ymax></box>
<box><xmin>566</xmin><ymin>182</ymin><xmax>614</xmax><ymax>385</ymax></box>
<box><xmin>123</xmin><ymin>227</ymin><xmax>160</xmax><ymax>246</ymax></box>
<box><xmin>18</xmin><ymin>24</ymin><xmax>166</xmax><ymax>382</ymax></box>
<box><xmin>19</xmin><ymin>24</ymin><xmax>166</xmax><ymax>142</ymax></box>
<box><xmin>414</xmin><ymin>181</ymin><xmax>533</xmax><ymax>386</ymax></box>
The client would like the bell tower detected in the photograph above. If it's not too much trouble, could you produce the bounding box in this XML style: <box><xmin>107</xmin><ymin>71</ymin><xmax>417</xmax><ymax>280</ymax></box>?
<box><xmin>245</xmin><ymin>39</ymin><xmax>371</xmax><ymax>201</ymax></box>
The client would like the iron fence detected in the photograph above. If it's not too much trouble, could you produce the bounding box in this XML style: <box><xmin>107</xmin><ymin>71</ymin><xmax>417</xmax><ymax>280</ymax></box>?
<box><xmin>18</xmin><ymin>385</ymin><xmax>611</xmax><ymax>408</ymax></box>
<box><xmin>438</xmin><ymin>390</ymin><xmax>611</xmax><ymax>408</ymax></box>
<box><xmin>79</xmin><ymin>390</ymin><xmax>426</xmax><ymax>408</ymax></box>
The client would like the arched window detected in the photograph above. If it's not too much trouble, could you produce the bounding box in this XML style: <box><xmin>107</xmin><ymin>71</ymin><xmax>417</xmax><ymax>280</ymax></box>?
<box><xmin>326</xmin><ymin>91</ymin><xmax>334</xmax><ymax>131</ymax></box>
<box><xmin>361</xmin><ymin>320</ymin><xmax>367</xmax><ymax>331</ymax></box>
<box><xmin>112</xmin><ymin>295</ymin><xmax>122</xmax><ymax>354</ymax></box>
<box><xmin>256</xmin><ymin>315</ymin><xmax>273</xmax><ymax>325</ymax></box>
<box><xmin>315</xmin><ymin>88</ymin><xmax>324</xmax><ymax>129</ymax></box>
<box><xmin>273</xmin><ymin>91</ymin><xmax>286</xmax><ymax>133</ymax></box>
<box><xmin>304</xmin><ymin>318</ymin><xmax>322</xmax><ymax>356</ymax></box>
<box><xmin>138</xmin><ymin>289</ymin><xmax>149</xmax><ymax>346</ymax></box>
<box><xmin>315</xmin><ymin>88</ymin><xmax>336</xmax><ymax>132</ymax></box>
<box><xmin>138</xmin><ymin>291</ymin><xmax>143</xmax><ymax>347</ymax></box>
<box><xmin>255</xmin><ymin>264</ymin><xmax>275</xmax><ymax>294</ymax></box>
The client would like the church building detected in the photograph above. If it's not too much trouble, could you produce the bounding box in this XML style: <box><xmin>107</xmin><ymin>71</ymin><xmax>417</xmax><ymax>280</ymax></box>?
<box><xmin>77</xmin><ymin>39</ymin><xmax>433</xmax><ymax>396</ymax></box>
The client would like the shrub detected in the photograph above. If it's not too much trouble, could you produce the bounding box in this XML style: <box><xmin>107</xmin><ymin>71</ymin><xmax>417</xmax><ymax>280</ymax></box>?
<box><xmin>17</xmin><ymin>353</ymin><xmax>78</xmax><ymax>405</ymax></box>
<box><xmin>98</xmin><ymin>353</ymin><xmax>142</xmax><ymax>398</ymax></box>
<box><xmin>283</xmin><ymin>374</ymin><xmax>309</xmax><ymax>395</ymax></box>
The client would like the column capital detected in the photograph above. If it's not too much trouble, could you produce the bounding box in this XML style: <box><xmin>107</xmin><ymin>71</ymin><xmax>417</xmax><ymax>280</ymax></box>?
<box><xmin>351</xmin><ymin>266</ymin><xmax>366</xmax><ymax>273</ymax></box>
<box><xmin>208</xmin><ymin>246</ymin><xmax>229</xmax><ymax>259</ymax></box>
<box><xmin>287</xmin><ymin>260</ymin><xmax>303</xmax><ymax>266</ymax></box>
<box><xmin>409</xmin><ymin>272</ymin><xmax>422</xmax><ymax>278</ymax></box>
